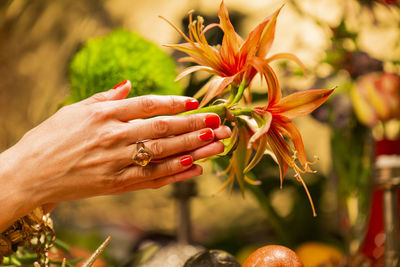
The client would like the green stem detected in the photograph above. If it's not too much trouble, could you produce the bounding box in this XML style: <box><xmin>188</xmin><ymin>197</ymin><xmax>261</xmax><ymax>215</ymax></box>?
<box><xmin>232</xmin><ymin>108</ymin><xmax>253</xmax><ymax>117</ymax></box>
<box><xmin>228</xmin><ymin>82</ymin><xmax>247</xmax><ymax>107</ymax></box>
<box><xmin>180</xmin><ymin>104</ymin><xmax>227</xmax><ymax>119</ymax></box>
<box><xmin>181</xmin><ymin>105</ymin><xmax>254</xmax><ymax>124</ymax></box>
<box><xmin>228</xmin><ymin>85</ymin><xmax>238</xmax><ymax>103</ymax></box>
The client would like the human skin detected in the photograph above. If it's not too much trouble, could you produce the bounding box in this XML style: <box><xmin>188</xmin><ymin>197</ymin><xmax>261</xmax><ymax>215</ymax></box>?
<box><xmin>0</xmin><ymin>80</ymin><xmax>231</xmax><ymax>232</ymax></box>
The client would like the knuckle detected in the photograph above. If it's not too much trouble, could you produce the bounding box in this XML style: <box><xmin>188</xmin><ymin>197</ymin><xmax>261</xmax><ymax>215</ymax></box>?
<box><xmin>114</xmin><ymin>128</ymin><xmax>128</xmax><ymax>140</ymax></box>
<box><xmin>181</xmin><ymin>135</ymin><xmax>193</xmax><ymax>148</ymax></box>
<box><xmin>187</xmin><ymin>116</ymin><xmax>201</xmax><ymax>130</ymax></box>
<box><xmin>96</xmin><ymin>127</ymin><xmax>118</xmax><ymax>146</ymax></box>
<box><xmin>103</xmin><ymin>174</ymin><xmax>123</xmax><ymax>190</ymax></box>
<box><xmin>149</xmin><ymin>141</ymin><xmax>165</xmax><ymax>157</ymax></box>
<box><xmin>89</xmin><ymin>105</ymin><xmax>109</xmax><ymax>121</ymax></box>
<box><xmin>140</xmin><ymin>95</ymin><xmax>158</xmax><ymax>114</ymax></box>
<box><xmin>91</xmin><ymin>92</ymin><xmax>108</xmax><ymax>102</ymax></box>
<box><xmin>168</xmin><ymin>96</ymin><xmax>179</xmax><ymax>112</ymax></box>
<box><xmin>94</xmin><ymin>166</ymin><xmax>121</xmax><ymax>190</ymax></box>
<box><xmin>164</xmin><ymin>160</ymin><xmax>175</xmax><ymax>175</ymax></box>
<box><xmin>137</xmin><ymin>166</ymin><xmax>153</xmax><ymax>179</ymax></box>
<box><xmin>152</xmin><ymin>119</ymin><xmax>170</xmax><ymax>136</ymax></box>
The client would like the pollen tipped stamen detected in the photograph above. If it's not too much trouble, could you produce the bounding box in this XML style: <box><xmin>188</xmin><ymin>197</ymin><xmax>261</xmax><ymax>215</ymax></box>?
<box><xmin>295</xmin><ymin>171</ymin><xmax>317</xmax><ymax>217</ymax></box>
<box><xmin>309</xmin><ymin>155</ymin><xmax>319</xmax><ymax>165</ymax></box>
<box><xmin>197</xmin><ymin>16</ymin><xmax>204</xmax><ymax>32</ymax></box>
<box><xmin>289</xmin><ymin>149</ymin><xmax>319</xmax><ymax>175</ymax></box>
<box><xmin>183</xmin><ymin>15</ymin><xmax>222</xmax><ymax>70</ymax></box>
<box><xmin>304</xmin><ymin>162</ymin><xmax>317</xmax><ymax>173</ymax></box>
<box><xmin>159</xmin><ymin>16</ymin><xmax>193</xmax><ymax>45</ymax></box>
<box><xmin>244</xmin><ymin>175</ymin><xmax>262</xmax><ymax>185</ymax></box>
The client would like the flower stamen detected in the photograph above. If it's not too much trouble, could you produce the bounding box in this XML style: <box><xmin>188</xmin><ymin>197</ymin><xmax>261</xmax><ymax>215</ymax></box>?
<box><xmin>294</xmin><ymin>171</ymin><xmax>317</xmax><ymax>217</ymax></box>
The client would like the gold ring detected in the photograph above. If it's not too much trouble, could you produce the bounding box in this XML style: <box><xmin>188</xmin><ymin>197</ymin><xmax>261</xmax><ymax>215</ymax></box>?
<box><xmin>132</xmin><ymin>141</ymin><xmax>153</xmax><ymax>166</ymax></box>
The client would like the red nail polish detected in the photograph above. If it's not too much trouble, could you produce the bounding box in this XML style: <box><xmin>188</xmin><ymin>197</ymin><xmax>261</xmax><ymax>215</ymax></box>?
<box><xmin>180</xmin><ymin>156</ymin><xmax>193</xmax><ymax>166</ymax></box>
<box><xmin>204</xmin><ymin>114</ymin><xmax>220</xmax><ymax>129</ymax></box>
<box><xmin>199</xmin><ymin>129</ymin><xmax>214</xmax><ymax>141</ymax></box>
<box><xmin>112</xmin><ymin>80</ymin><xmax>128</xmax><ymax>89</ymax></box>
<box><xmin>185</xmin><ymin>99</ymin><xmax>199</xmax><ymax>111</ymax></box>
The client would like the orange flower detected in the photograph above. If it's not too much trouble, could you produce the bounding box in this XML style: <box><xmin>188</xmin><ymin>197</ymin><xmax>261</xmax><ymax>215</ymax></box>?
<box><xmin>161</xmin><ymin>1</ymin><xmax>304</xmax><ymax>106</ymax></box>
<box><xmin>162</xmin><ymin>1</ymin><xmax>334</xmax><ymax>215</ymax></box>
<box><xmin>245</xmin><ymin>81</ymin><xmax>334</xmax><ymax>216</ymax></box>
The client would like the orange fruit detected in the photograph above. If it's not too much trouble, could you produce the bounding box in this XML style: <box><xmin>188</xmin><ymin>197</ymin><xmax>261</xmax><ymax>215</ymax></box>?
<box><xmin>242</xmin><ymin>245</ymin><xmax>304</xmax><ymax>267</ymax></box>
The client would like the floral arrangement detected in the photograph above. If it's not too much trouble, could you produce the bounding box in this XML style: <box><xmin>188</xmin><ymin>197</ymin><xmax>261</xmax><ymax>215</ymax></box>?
<box><xmin>161</xmin><ymin>1</ymin><xmax>334</xmax><ymax>216</ymax></box>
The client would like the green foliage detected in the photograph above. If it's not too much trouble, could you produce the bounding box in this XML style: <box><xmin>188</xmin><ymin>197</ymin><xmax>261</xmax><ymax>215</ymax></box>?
<box><xmin>68</xmin><ymin>29</ymin><xmax>182</xmax><ymax>102</ymax></box>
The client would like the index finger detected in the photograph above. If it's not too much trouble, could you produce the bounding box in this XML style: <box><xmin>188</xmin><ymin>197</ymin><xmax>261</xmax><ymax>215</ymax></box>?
<box><xmin>107</xmin><ymin>95</ymin><xmax>199</xmax><ymax>121</ymax></box>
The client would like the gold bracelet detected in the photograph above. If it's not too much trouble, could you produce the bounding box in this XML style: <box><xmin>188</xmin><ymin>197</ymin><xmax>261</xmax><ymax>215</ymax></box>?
<box><xmin>0</xmin><ymin>207</ymin><xmax>55</xmax><ymax>266</ymax></box>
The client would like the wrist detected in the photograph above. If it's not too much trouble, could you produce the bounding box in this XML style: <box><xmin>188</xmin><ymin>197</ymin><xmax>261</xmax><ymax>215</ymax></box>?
<box><xmin>0</xmin><ymin>146</ymin><xmax>42</xmax><ymax>232</ymax></box>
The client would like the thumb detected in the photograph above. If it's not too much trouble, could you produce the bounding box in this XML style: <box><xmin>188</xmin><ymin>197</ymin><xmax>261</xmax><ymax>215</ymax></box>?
<box><xmin>83</xmin><ymin>80</ymin><xmax>131</xmax><ymax>104</ymax></box>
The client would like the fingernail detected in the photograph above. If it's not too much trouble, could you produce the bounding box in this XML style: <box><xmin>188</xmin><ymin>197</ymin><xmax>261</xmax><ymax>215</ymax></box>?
<box><xmin>180</xmin><ymin>155</ymin><xmax>193</xmax><ymax>166</ymax></box>
<box><xmin>185</xmin><ymin>99</ymin><xmax>199</xmax><ymax>111</ymax></box>
<box><xmin>112</xmin><ymin>80</ymin><xmax>128</xmax><ymax>89</ymax></box>
<box><xmin>204</xmin><ymin>114</ymin><xmax>220</xmax><ymax>129</ymax></box>
<box><xmin>199</xmin><ymin>129</ymin><xmax>214</xmax><ymax>141</ymax></box>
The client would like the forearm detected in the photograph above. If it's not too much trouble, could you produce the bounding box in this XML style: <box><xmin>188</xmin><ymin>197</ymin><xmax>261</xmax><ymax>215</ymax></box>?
<box><xmin>0</xmin><ymin>145</ymin><xmax>41</xmax><ymax>232</ymax></box>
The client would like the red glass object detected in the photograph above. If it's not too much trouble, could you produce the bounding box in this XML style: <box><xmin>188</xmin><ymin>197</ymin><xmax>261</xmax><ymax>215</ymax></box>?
<box><xmin>360</xmin><ymin>139</ymin><xmax>400</xmax><ymax>266</ymax></box>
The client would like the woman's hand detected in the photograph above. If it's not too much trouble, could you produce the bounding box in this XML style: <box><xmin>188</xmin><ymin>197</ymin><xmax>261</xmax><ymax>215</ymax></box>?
<box><xmin>0</xmin><ymin>80</ymin><xmax>231</xmax><ymax>231</ymax></box>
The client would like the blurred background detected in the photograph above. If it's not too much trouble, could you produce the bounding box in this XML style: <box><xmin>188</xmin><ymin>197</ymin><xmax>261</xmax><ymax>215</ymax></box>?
<box><xmin>0</xmin><ymin>0</ymin><xmax>399</xmax><ymax>266</ymax></box>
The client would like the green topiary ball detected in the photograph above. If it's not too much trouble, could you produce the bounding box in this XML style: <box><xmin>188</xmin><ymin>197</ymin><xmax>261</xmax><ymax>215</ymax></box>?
<box><xmin>68</xmin><ymin>29</ymin><xmax>182</xmax><ymax>103</ymax></box>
